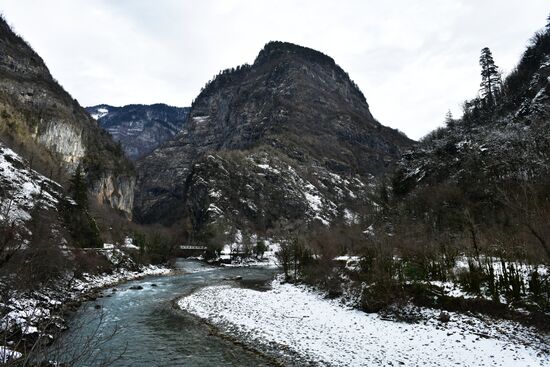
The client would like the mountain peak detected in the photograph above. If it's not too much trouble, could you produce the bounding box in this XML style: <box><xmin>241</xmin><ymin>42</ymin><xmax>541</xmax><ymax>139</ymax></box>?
<box><xmin>135</xmin><ymin>42</ymin><xmax>412</xmax><ymax>226</ymax></box>
<box><xmin>254</xmin><ymin>41</ymin><xmax>337</xmax><ymax>67</ymax></box>
<box><xmin>253</xmin><ymin>41</ymin><xmax>367</xmax><ymax>105</ymax></box>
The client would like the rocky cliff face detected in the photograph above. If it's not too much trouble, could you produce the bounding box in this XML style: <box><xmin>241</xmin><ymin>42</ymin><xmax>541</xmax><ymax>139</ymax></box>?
<box><xmin>86</xmin><ymin>104</ymin><xmax>189</xmax><ymax>160</ymax></box>
<box><xmin>135</xmin><ymin>41</ymin><xmax>412</xmax><ymax>233</ymax></box>
<box><xmin>0</xmin><ymin>16</ymin><xmax>134</xmax><ymax>216</ymax></box>
<box><xmin>90</xmin><ymin>173</ymin><xmax>135</xmax><ymax>215</ymax></box>
<box><xmin>36</xmin><ymin>121</ymin><xmax>86</xmax><ymax>167</ymax></box>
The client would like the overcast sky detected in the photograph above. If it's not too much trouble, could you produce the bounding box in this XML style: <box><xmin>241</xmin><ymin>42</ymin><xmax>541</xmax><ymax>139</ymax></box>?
<box><xmin>2</xmin><ymin>1</ymin><xmax>548</xmax><ymax>139</ymax></box>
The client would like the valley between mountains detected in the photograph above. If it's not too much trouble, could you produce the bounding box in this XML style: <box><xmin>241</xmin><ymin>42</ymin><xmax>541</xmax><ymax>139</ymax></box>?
<box><xmin>1</xmin><ymin>10</ymin><xmax>550</xmax><ymax>367</ymax></box>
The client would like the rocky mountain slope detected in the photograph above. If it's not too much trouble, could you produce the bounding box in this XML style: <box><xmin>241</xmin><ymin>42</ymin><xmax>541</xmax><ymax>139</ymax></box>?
<box><xmin>387</xmin><ymin>25</ymin><xmax>550</xmax><ymax>265</ymax></box>
<box><xmin>0</xmin><ymin>143</ymin><xmax>63</xmax><ymax>228</ymax></box>
<box><xmin>86</xmin><ymin>104</ymin><xmax>189</xmax><ymax>160</ymax></box>
<box><xmin>135</xmin><ymin>41</ymin><xmax>412</xmax><ymax>236</ymax></box>
<box><xmin>0</xmin><ymin>16</ymin><xmax>134</xmax><ymax>216</ymax></box>
<box><xmin>393</xmin><ymin>28</ymin><xmax>550</xmax><ymax>197</ymax></box>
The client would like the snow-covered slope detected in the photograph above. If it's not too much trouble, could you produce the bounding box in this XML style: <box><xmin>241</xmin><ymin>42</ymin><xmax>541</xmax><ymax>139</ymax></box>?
<box><xmin>179</xmin><ymin>152</ymin><xmax>375</xmax><ymax>233</ymax></box>
<box><xmin>0</xmin><ymin>143</ymin><xmax>173</xmax><ymax>359</ymax></box>
<box><xmin>394</xmin><ymin>32</ymin><xmax>550</xmax><ymax>195</ymax></box>
<box><xmin>0</xmin><ymin>144</ymin><xmax>63</xmax><ymax>226</ymax></box>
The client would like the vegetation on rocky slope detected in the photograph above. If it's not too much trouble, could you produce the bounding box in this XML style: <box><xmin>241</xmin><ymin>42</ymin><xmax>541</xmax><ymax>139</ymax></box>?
<box><xmin>0</xmin><ymin>15</ymin><xmax>134</xmax><ymax>217</ymax></box>
<box><xmin>328</xmin><ymin>20</ymin><xmax>550</xmax><ymax>319</ymax></box>
<box><xmin>135</xmin><ymin>41</ymin><xmax>412</xmax><ymax>240</ymax></box>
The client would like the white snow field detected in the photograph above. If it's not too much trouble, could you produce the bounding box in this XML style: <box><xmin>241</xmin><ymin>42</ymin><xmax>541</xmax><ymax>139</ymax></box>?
<box><xmin>179</xmin><ymin>280</ymin><xmax>550</xmax><ymax>366</ymax></box>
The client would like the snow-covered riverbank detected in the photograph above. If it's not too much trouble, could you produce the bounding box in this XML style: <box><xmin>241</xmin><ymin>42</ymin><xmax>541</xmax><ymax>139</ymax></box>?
<box><xmin>178</xmin><ymin>278</ymin><xmax>550</xmax><ymax>366</ymax></box>
<box><xmin>1</xmin><ymin>263</ymin><xmax>171</xmax><ymax>349</ymax></box>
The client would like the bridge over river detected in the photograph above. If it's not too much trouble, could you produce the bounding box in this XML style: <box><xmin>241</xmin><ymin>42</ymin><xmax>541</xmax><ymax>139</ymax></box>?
<box><xmin>177</xmin><ymin>245</ymin><xmax>207</xmax><ymax>257</ymax></box>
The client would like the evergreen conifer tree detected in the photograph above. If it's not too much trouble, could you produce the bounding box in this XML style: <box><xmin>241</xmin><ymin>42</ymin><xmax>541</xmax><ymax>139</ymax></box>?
<box><xmin>479</xmin><ymin>47</ymin><xmax>501</xmax><ymax>108</ymax></box>
<box><xmin>444</xmin><ymin>110</ymin><xmax>455</xmax><ymax>129</ymax></box>
<box><xmin>69</xmin><ymin>164</ymin><xmax>88</xmax><ymax>209</ymax></box>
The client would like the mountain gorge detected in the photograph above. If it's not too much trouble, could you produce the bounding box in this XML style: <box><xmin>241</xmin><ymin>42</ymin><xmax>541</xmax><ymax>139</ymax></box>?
<box><xmin>135</xmin><ymin>42</ymin><xmax>412</xmax><ymax>237</ymax></box>
<box><xmin>1</xmin><ymin>7</ymin><xmax>550</xmax><ymax>366</ymax></box>
<box><xmin>86</xmin><ymin>104</ymin><xmax>189</xmax><ymax>160</ymax></box>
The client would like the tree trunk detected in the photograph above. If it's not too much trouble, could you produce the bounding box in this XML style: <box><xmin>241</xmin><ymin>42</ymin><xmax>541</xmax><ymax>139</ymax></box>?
<box><xmin>525</xmin><ymin>223</ymin><xmax>550</xmax><ymax>259</ymax></box>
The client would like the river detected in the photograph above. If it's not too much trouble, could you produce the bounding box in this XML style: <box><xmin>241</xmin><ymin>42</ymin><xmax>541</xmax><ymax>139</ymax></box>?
<box><xmin>45</xmin><ymin>260</ymin><xmax>279</xmax><ymax>367</ymax></box>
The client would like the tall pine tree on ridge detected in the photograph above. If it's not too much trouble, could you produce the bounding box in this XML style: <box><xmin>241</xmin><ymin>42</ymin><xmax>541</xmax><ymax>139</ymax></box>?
<box><xmin>479</xmin><ymin>47</ymin><xmax>501</xmax><ymax>108</ymax></box>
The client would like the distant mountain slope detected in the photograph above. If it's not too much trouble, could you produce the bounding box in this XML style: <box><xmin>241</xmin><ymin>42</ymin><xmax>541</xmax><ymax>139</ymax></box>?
<box><xmin>0</xmin><ymin>16</ymin><xmax>134</xmax><ymax>215</ymax></box>
<box><xmin>86</xmin><ymin>104</ymin><xmax>189</xmax><ymax>160</ymax></box>
<box><xmin>135</xmin><ymin>41</ymin><xmax>412</xmax><ymax>236</ymax></box>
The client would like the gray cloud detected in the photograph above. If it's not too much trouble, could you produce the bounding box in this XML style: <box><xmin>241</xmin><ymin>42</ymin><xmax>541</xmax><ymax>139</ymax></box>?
<box><xmin>2</xmin><ymin>0</ymin><xmax>548</xmax><ymax>139</ymax></box>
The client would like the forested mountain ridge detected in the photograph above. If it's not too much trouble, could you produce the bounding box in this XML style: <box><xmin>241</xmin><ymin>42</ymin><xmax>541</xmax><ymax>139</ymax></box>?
<box><xmin>394</xmin><ymin>26</ymin><xmax>550</xmax><ymax>198</ymax></box>
<box><xmin>86</xmin><ymin>104</ymin><xmax>190</xmax><ymax>160</ymax></box>
<box><xmin>135</xmin><ymin>41</ymin><xmax>413</xmax><ymax>241</ymax></box>
<box><xmin>390</xmin><ymin>25</ymin><xmax>550</xmax><ymax>257</ymax></box>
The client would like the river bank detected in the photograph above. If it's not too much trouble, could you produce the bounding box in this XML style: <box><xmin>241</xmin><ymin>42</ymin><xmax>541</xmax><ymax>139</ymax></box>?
<box><xmin>36</xmin><ymin>260</ymin><xmax>279</xmax><ymax>366</ymax></box>
<box><xmin>0</xmin><ymin>257</ymin><xmax>171</xmax><ymax>363</ymax></box>
<box><xmin>6</xmin><ymin>257</ymin><xmax>549</xmax><ymax>366</ymax></box>
<box><xmin>178</xmin><ymin>275</ymin><xmax>550</xmax><ymax>367</ymax></box>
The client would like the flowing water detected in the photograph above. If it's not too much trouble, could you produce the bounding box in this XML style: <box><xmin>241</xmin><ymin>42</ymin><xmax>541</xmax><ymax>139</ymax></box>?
<box><xmin>47</xmin><ymin>260</ymin><xmax>278</xmax><ymax>366</ymax></box>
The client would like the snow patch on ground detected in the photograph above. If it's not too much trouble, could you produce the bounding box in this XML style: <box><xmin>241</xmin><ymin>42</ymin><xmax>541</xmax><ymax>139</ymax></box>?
<box><xmin>343</xmin><ymin>208</ymin><xmax>359</xmax><ymax>225</ymax></box>
<box><xmin>207</xmin><ymin>203</ymin><xmax>223</xmax><ymax>215</ymax></box>
<box><xmin>0</xmin><ymin>346</ymin><xmax>22</xmax><ymax>363</ymax></box>
<box><xmin>70</xmin><ymin>264</ymin><xmax>171</xmax><ymax>294</ymax></box>
<box><xmin>302</xmin><ymin>183</ymin><xmax>336</xmax><ymax>225</ymax></box>
<box><xmin>123</xmin><ymin>236</ymin><xmax>139</xmax><ymax>250</ymax></box>
<box><xmin>179</xmin><ymin>279</ymin><xmax>549</xmax><ymax>367</ymax></box>
<box><xmin>209</xmin><ymin>189</ymin><xmax>222</xmax><ymax>199</ymax></box>
<box><xmin>90</xmin><ymin>107</ymin><xmax>109</xmax><ymax>120</ymax></box>
<box><xmin>256</xmin><ymin>163</ymin><xmax>281</xmax><ymax>174</ymax></box>
<box><xmin>0</xmin><ymin>145</ymin><xmax>61</xmax><ymax>224</ymax></box>
<box><xmin>192</xmin><ymin>116</ymin><xmax>209</xmax><ymax>124</ymax></box>
<box><xmin>219</xmin><ymin>236</ymin><xmax>279</xmax><ymax>268</ymax></box>
<box><xmin>449</xmin><ymin>256</ymin><xmax>548</xmax><ymax>302</ymax></box>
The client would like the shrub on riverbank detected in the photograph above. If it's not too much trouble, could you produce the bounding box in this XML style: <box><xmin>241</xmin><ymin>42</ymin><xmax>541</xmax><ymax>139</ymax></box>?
<box><xmin>270</xmin><ymin>220</ymin><xmax>550</xmax><ymax>326</ymax></box>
